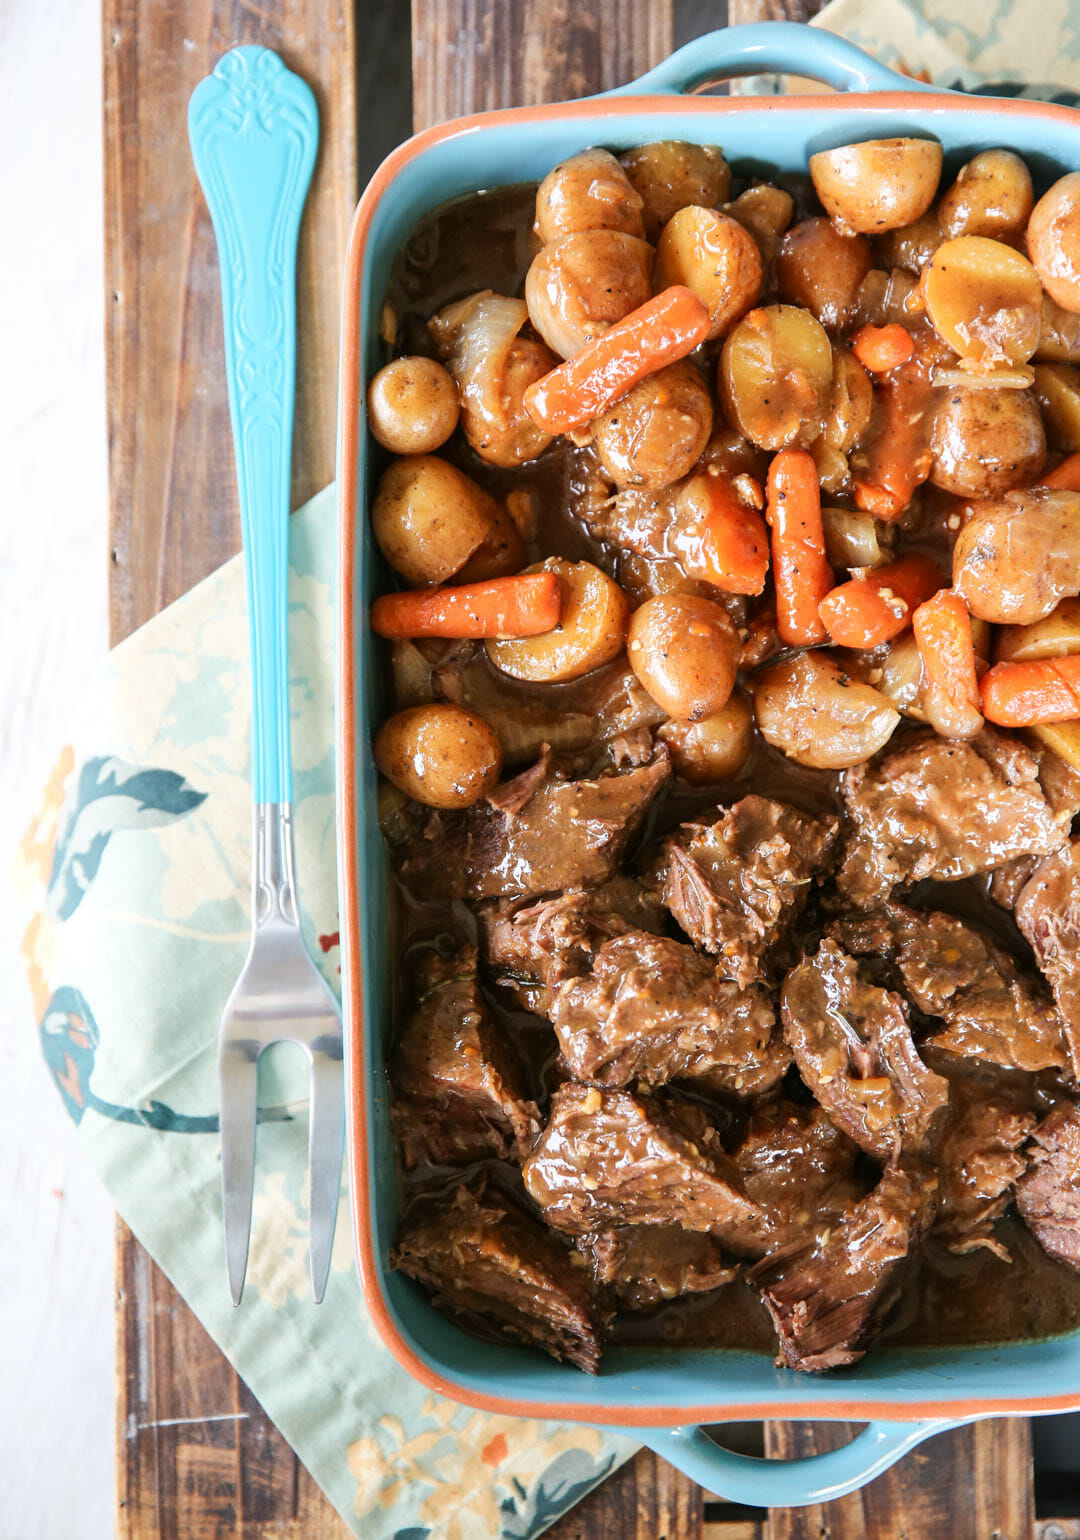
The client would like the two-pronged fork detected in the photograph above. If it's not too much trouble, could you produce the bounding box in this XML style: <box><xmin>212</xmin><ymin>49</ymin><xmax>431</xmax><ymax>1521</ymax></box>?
<box><xmin>188</xmin><ymin>46</ymin><xmax>344</xmax><ymax>1305</ymax></box>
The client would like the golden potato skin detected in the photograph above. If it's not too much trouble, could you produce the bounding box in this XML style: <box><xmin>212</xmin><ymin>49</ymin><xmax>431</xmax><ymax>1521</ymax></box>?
<box><xmin>929</xmin><ymin>387</ymin><xmax>1046</xmax><ymax>498</ymax></box>
<box><xmin>367</xmin><ymin>356</ymin><xmax>459</xmax><ymax>455</ymax></box>
<box><xmin>1028</xmin><ymin>172</ymin><xmax>1080</xmax><ymax>314</ymax></box>
<box><xmin>938</xmin><ymin>149</ymin><xmax>1034</xmax><ymax>242</ymax></box>
<box><xmin>656</xmin><ymin>206</ymin><xmax>763</xmax><ymax>341</ymax></box>
<box><xmin>752</xmin><ymin>650</ymin><xmax>900</xmax><ymax>769</ymax></box>
<box><xmin>524</xmin><ymin>230</ymin><xmax>654</xmax><ymax>359</ymax></box>
<box><xmin>627</xmin><ymin>594</ymin><xmax>739</xmax><ymax>722</ymax></box>
<box><xmin>720</xmin><ymin>304</ymin><xmax>833</xmax><ymax>451</ymax></box>
<box><xmin>953</xmin><ymin>489</ymin><xmax>1080</xmax><ymax>625</ymax></box>
<box><xmin>374</xmin><ymin>705</ymin><xmax>503</xmax><ymax>809</ymax></box>
<box><xmin>776</xmin><ymin>218</ymin><xmax>873</xmax><ymax>330</ymax></box>
<box><xmin>923</xmin><ymin>236</ymin><xmax>1043</xmax><ymax>366</ymax></box>
<box><xmin>487</xmin><ymin>559</ymin><xmax>629</xmax><ymax>682</ymax></box>
<box><xmin>810</xmin><ymin>137</ymin><xmax>943</xmax><ymax>235</ymax></box>
<box><xmin>725</xmin><ymin>183</ymin><xmax>795</xmax><ymax>269</ymax></box>
<box><xmin>656</xmin><ymin>692</ymin><xmax>754</xmax><ymax>783</ymax></box>
<box><xmin>620</xmin><ymin>141</ymin><xmax>731</xmax><ymax>241</ymax></box>
<box><xmin>534</xmin><ymin>147</ymin><xmax>645</xmax><ymax>245</ymax></box>
<box><xmin>372</xmin><ymin>455</ymin><xmax>496</xmax><ymax>585</ymax></box>
<box><xmin>591</xmin><ymin>361</ymin><xmax>713</xmax><ymax>490</ymax></box>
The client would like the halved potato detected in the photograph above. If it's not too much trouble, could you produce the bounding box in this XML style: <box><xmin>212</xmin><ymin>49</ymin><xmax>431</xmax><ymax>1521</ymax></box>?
<box><xmin>996</xmin><ymin>597</ymin><xmax>1080</xmax><ymax>662</ymax></box>
<box><xmin>923</xmin><ymin>237</ymin><xmax>1043</xmax><ymax>366</ymax></box>
<box><xmin>752</xmin><ymin>650</ymin><xmax>900</xmax><ymax>768</ymax></box>
<box><xmin>656</xmin><ymin>206</ymin><xmax>763</xmax><ymax>341</ymax></box>
<box><xmin>809</xmin><ymin>137</ymin><xmax>942</xmax><ymax>235</ymax></box>
<box><xmin>487</xmin><ymin>558</ymin><xmax>629</xmax><ymax>681</ymax></box>
<box><xmin>1028</xmin><ymin>721</ymin><xmax>1080</xmax><ymax>771</ymax></box>
<box><xmin>720</xmin><ymin>305</ymin><xmax>833</xmax><ymax>450</ymax></box>
<box><xmin>657</xmin><ymin>692</ymin><xmax>754</xmax><ymax>783</ymax></box>
<box><xmin>1034</xmin><ymin>363</ymin><xmax>1080</xmax><ymax>451</ymax></box>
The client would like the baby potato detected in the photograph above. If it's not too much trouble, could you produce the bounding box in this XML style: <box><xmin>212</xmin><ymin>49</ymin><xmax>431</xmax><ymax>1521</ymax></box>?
<box><xmin>372</xmin><ymin>455</ymin><xmax>496</xmax><ymax>585</ymax></box>
<box><xmin>656</xmin><ymin>206</ymin><xmax>763</xmax><ymax>341</ymax></box>
<box><xmin>938</xmin><ymin>149</ymin><xmax>1034</xmax><ymax>243</ymax></box>
<box><xmin>1027</xmin><ymin>172</ymin><xmax>1080</xmax><ymax>313</ymax></box>
<box><xmin>996</xmin><ymin>597</ymin><xmax>1080</xmax><ymax>662</ymax></box>
<box><xmin>626</xmin><ymin>593</ymin><xmax>739</xmax><ymax>722</ymax></box>
<box><xmin>752</xmin><ymin>650</ymin><xmax>900</xmax><ymax>769</ymax></box>
<box><xmin>373</xmin><ymin>704</ymin><xmax>503</xmax><ymax>809</ymax></box>
<box><xmin>620</xmin><ymin>140</ymin><xmax>732</xmax><ymax>242</ymax></box>
<box><xmin>776</xmin><ymin>218</ymin><xmax>873</xmax><ymax>330</ymax></box>
<box><xmin>822</xmin><ymin>345</ymin><xmax>874</xmax><ymax>453</ymax></box>
<box><xmin>810</xmin><ymin>137</ymin><xmax>943</xmax><ymax>235</ymax></box>
<box><xmin>720</xmin><ymin>304</ymin><xmax>833</xmax><ymax>451</ymax></box>
<box><xmin>591</xmin><ymin>361</ymin><xmax>713</xmax><ymax>491</ymax></box>
<box><xmin>525</xmin><ymin>229</ymin><xmax>653</xmax><ymax>359</ymax></box>
<box><xmin>929</xmin><ymin>386</ymin><xmax>1046</xmax><ymax>498</ymax></box>
<box><xmin>923</xmin><ymin>236</ymin><xmax>1043</xmax><ymax>366</ymax></box>
<box><xmin>1034</xmin><ymin>363</ymin><xmax>1080</xmax><ymax>450</ymax></box>
<box><xmin>534</xmin><ymin>147</ymin><xmax>645</xmax><ymax>245</ymax></box>
<box><xmin>487</xmin><ymin>558</ymin><xmax>629</xmax><ymax>682</ymax></box>
<box><xmin>457</xmin><ymin>499</ymin><xmax>526</xmax><ymax>581</ymax></box>
<box><xmin>657</xmin><ymin>691</ymin><xmax>754</xmax><ymax>783</ymax></box>
<box><xmin>953</xmin><ymin>488</ymin><xmax>1080</xmax><ymax>624</ymax></box>
<box><xmin>725</xmin><ymin>183</ymin><xmax>796</xmax><ymax>269</ymax></box>
<box><xmin>367</xmin><ymin>356</ymin><xmax>459</xmax><ymax>455</ymax></box>
<box><xmin>874</xmin><ymin>210</ymin><xmax>943</xmax><ymax>274</ymax></box>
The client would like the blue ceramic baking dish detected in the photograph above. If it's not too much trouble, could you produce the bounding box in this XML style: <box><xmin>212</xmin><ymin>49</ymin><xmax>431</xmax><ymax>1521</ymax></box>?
<box><xmin>336</xmin><ymin>22</ymin><xmax>1080</xmax><ymax>1505</ymax></box>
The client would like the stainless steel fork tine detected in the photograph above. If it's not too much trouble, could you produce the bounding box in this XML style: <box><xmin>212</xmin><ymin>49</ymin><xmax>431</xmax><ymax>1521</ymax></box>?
<box><xmin>219</xmin><ymin>1036</ymin><xmax>260</xmax><ymax>1306</ymax></box>
<box><xmin>308</xmin><ymin>1046</ymin><xmax>345</xmax><ymax>1302</ymax></box>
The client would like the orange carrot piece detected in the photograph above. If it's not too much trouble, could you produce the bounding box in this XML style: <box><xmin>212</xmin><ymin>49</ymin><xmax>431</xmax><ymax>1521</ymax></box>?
<box><xmin>850</xmin><ymin>323</ymin><xmax>915</xmax><ymax>373</ymax></box>
<box><xmin>818</xmin><ymin>555</ymin><xmax>941</xmax><ymax>649</ymax></box>
<box><xmin>981</xmin><ymin>656</ymin><xmax>1080</xmax><ymax>727</ymax></box>
<box><xmin>913</xmin><ymin>588</ymin><xmax>983</xmax><ymax>736</ymax></box>
<box><xmin>674</xmin><ymin>476</ymin><xmax>770</xmax><ymax>595</ymax></box>
<box><xmin>766</xmin><ymin>449</ymin><xmax>833</xmax><ymax>647</ymax></box>
<box><xmin>371</xmin><ymin>572</ymin><xmax>562</xmax><ymax>640</ymax></box>
<box><xmin>523</xmin><ymin>286</ymin><xmax>710</xmax><ymax>435</ymax></box>
<box><xmin>1040</xmin><ymin>453</ymin><xmax>1080</xmax><ymax>491</ymax></box>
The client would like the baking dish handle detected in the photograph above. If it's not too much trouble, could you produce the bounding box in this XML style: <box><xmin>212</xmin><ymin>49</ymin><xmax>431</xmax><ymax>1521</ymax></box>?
<box><xmin>635</xmin><ymin>1416</ymin><xmax>974</xmax><ymax>1507</ymax></box>
<box><xmin>605</xmin><ymin>21</ymin><xmax>942</xmax><ymax>98</ymax></box>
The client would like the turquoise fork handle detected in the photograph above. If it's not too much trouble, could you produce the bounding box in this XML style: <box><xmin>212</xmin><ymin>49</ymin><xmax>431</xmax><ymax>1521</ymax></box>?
<box><xmin>188</xmin><ymin>47</ymin><xmax>318</xmax><ymax>804</ymax></box>
<box><xmin>636</xmin><ymin>1416</ymin><xmax>973</xmax><ymax>1507</ymax></box>
<box><xmin>605</xmin><ymin>21</ymin><xmax>943</xmax><ymax>98</ymax></box>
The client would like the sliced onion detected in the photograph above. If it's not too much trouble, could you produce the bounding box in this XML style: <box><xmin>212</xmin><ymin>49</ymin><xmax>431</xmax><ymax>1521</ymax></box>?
<box><xmin>932</xmin><ymin>364</ymin><xmax>1035</xmax><ymax>390</ymax></box>
<box><xmin>428</xmin><ymin>290</ymin><xmax>552</xmax><ymax>465</ymax></box>
<box><xmin>822</xmin><ymin>506</ymin><xmax>888</xmax><ymax>569</ymax></box>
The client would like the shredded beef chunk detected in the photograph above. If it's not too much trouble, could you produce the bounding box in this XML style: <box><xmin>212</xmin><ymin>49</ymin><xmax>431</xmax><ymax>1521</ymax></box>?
<box><xmin>832</xmin><ymin>904</ymin><xmax>1068</xmax><ymax>1075</ymax></box>
<box><xmin>396</xmin><ymin>749</ymin><xmax>670</xmax><ymax>902</ymax></box>
<box><xmin>478</xmin><ymin>875</ymin><xmax>666</xmax><ymax>1014</ymax></box>
<box><xmin>936</xmin><ymin>1081</ymin><xmax>1036</xmax><ymax>1259</ymax></box>
<box><xmin>579</xmin><ymin>1226</ymin><xmax>738</xmax><ymax>1310</ymax></box>
<box><xmin>658</xmin><ymin>796</ymin><xmax>839</xmax><ymax>988</ymax></box>
<box><xmin>781</xmin><ymin>939</ymin><xmax>949</xmax><ymax>1161</ymax></box>
<box><xmin>522</xmin><ymin>1083</ymin><xmax>763</xmax><ymax>1244</ymax></box>
<box><xmin>837</xmin><ymin>731</ymin><xmax>1072</xmax><ymax>909</ymax></box>
<box><xmin>733</xmin><ymin>1101</ymin><xmax>865</xmax><ymax>1254</ymax></box>
<box><xmin>1016</xmin><ymin>1101</ymin><xmax>1080</xmax><ymax>1270</ymax></box>
<box><xmin>392</xmin><ymin>948</ymin><xmax>541</xmax><ymax>1168</ymax></box>
<box><xmin>1016</xmin><ymin>841</ymin><xmax>1080</xmax><ymax>1080</ymax></box>
<box><xmin>550</xmin><ymin>931</ymin><xmax>779</xmax><ymax>1091</ymax></box>
<box><xmin>750</xmin><ymin>1165</ymin><xmax>937</xmax><ymax>1372</ymax></box>
<box><xmin>393</xmin><ymin>1181</ymin><xmax>606</xmax><ymax>1372</ymax></box>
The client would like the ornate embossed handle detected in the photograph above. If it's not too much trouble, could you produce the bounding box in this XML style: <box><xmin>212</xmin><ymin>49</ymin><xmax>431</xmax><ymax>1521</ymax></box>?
<box><xmin>188</xmin><ymin>47</ymin><xmax>318</xmax><ymax>804</ymax></box>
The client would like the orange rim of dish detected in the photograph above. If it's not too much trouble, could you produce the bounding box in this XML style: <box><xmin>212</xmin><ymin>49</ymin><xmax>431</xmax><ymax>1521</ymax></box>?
<box><xmin>336</xmin><ymin>89</ymin><xmax>1080</xmax><ymax>1427</ymax></box>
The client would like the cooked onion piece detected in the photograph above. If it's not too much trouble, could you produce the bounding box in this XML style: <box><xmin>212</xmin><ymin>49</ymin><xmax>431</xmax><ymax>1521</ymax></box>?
<box><xmin>656</xmin><ymin>206</ymin><xmax>763</xmax><ymax>341</ymax></box>
<box><xmin>1034</xmin><ymin>363</ymin><xmax>1080</xmax><ymax>450</ymax></box>
<box><xmin>929</xmin><ymin>386</ymin><xmax>1046</xmax><ymax>498</ymax></box>
<box><xmin>822</xmin><ymin>506</ymin><xmax>888</xmax><ymax>569</ymax></box>
<box><xmin>525</xmin><ymin>230</ymin><xmax>653</xmax><ymax>359</ymax></box>
<box><xmin>809</xmin><ymin>137</ymin><xmax>942</xmax><ymax>235</ymax></box>
<box><xmin>534</xmin><ymin>147</ymin><xmax>645</xmax><ymax>245</ymax></box>
<box><xmin>875</xmin><ymin>210</ymin><xmax>943</xmax><ymax>274</ymax></box>
<box><xmin>591</xmin><ymin>361</ymin><xmax>713</xmax><ymax>490</ymax></box>
<box><xmin>752</xmin><ymin>650</ymin><xmax>899</xmax><ymax>768</ymax></box>
<box><xmin>720</xmin><ymin>305</ymin><xmax>833</xmax><ymax>451</ymax></box>
<box><xmin>487</xmin><ymin>558</ymin><xmax>629</xmax><ymax>682</ymax></box>
<box><xmin>374</xmin><ymin>704</ymin><xmax>503</xmax><ymax>808</ymax></box>
<box><xmin>923</xmin><ymin>236</ymin><xmax>1043</xmax><ymax>366</ymax></box>
<box><xmin>938</xmin><ymin>149</ymin><xmax>1034</xmax><ymax>243</ymax></box>
<box><xmin>875</xmin><ymin>632</ymin><xmax>928</xmax><ymax>721</ymax></box>
<box><xmin>620</xmin><ymin>140</ymin><xmax>731</xmax><ymax>242</ymax></box>
<box><xmin>1027</xmin><ymin>172</ymin><xmax>1080</xmax><ymax>314</ymax></box>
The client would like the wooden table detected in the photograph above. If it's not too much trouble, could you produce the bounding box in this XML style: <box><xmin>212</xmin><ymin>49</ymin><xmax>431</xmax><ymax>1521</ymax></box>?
<box><xmin>103</xmin><ymin>1</ymin><xmax>1052</xmax><ymax>1534</ymax></box>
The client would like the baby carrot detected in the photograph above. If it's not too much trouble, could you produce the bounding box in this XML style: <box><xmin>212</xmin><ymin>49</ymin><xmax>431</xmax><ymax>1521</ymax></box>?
<box><xmin>981</xmin><ymin>655</ymin><xmax>1080</xmax><ymax>727</ymax></box>
<box><xmin>522</xmin><ymin>286</ymin><xmax>710</xmax><ymax>435</ymax></box>
<box><xmin>850</xmin><ymin>323</ymin><xmax>915</xmax><ymax>373</ymax></box>
<box><xmin>1040</xmin><ymin>453</ymin><xmax>1080</xmax><ymax>492</ymax></box>
<box><xmin>818</xmin><ymin>555</ymin><xmax>940</xmax><ymax>649</ymax></box>
<box><xmin>766</xmin><ymin>449</ymin><xmax>833</xmax><ymax>647</ymax></box>
<box><xmin>912</xmin><ymin>588</ymin><xmax>983</xmax><ymax>738</ymax></box>
<box><xmin>371</xmin><ymin>571</ymin><xmax>562</xmax><ymax>640</ymax></box>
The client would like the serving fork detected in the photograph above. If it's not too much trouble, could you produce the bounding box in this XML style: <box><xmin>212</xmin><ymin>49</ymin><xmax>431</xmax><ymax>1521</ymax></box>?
<box><xmin>189</xmin><ymin>46</ymin><xmax>344</xmax><ymax>1305</ymax></box>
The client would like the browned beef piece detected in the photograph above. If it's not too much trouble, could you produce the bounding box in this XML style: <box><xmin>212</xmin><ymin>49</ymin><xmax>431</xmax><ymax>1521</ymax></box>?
<box><xmin>549</xmin><ymin>931</ymin><xmax>779</xmax><ymax>1092</ymax></box>
<box><xmin>749</xmin><ymin>1165</ymin><xmax>937</xmax><ymax>1372</ymax></box>
<box><xmin>990</xmin><ymin>857</ymin><xmax>1040</xmax><ymax>911</ymax></box>
<box><xmin>1016</xmin><ymin>841</ymin><xmax>1080</xmax><ymax>1080</ymax></box>
<box><xmin>836</xmin><ymin>731</ymin><xmax>1073</xmax><ymax>909</ymax></box>
<box><xmin>733</xmin><ymin>1102</ymin><xmax>865</xmax><ymax>1256</ymax></box>
<box><xmin>478</xmin><ymin>875</ymin><xmax>666</xmax><ymax>1014</ymax></box>
<box><xmin>393</xmin><ymin>1181</ymin><xmax>606</xmax><ymax>1372</ymax></box>
<box><xmin>935</xmin><ymin>1081</ymin><xmax>1037</xmax><ymax>1259</ymax></box>
<box><xmin>1015</xmin><ymin>1101</ymin><xmax>1080</xmax><ymax>1270</ymax></box>
<box><xmin>781</xmin><ymin>939</ymin><xmax>949</xmax><ymax>1161</ymax></box>
<box><xmin>658</xmin><ymin>797</ymin><xmax>840</xmax><ymax>988</ymax></box>
<box><xmin>522</xmin><ymin>1083</ymin><xmax>763</xmax><ymax>1246</ymax></box>
<box><xmin>579</xmin><ymin>1225</ymin><xmax>738</xmax><ymax>1310</ymax></box>
<box><xmin>392</xmin><ymin>948</ymin><xmax>541</xmax><ymax>1168</ymax></box>
<box><xmin>832</xmin><ymin>904</ymin><xmax>1069</xmax><ymax>1075</ymax></box>
<box><xmin>396</xmin><ymin>750</ymin><xmax>670</xmax><ymax>902</ymax></box>
<box><xmin>689</xmin><ymin>1032</ymin><xmax>793</xmax><ymax>1101</ymax></box>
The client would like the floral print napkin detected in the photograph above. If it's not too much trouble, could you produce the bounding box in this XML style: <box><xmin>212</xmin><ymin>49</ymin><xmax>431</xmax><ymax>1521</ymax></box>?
<box><xmin>17</xmin><ymin>3</ymin><xmax>1080</xmax><ymax>1534</ymax></box>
